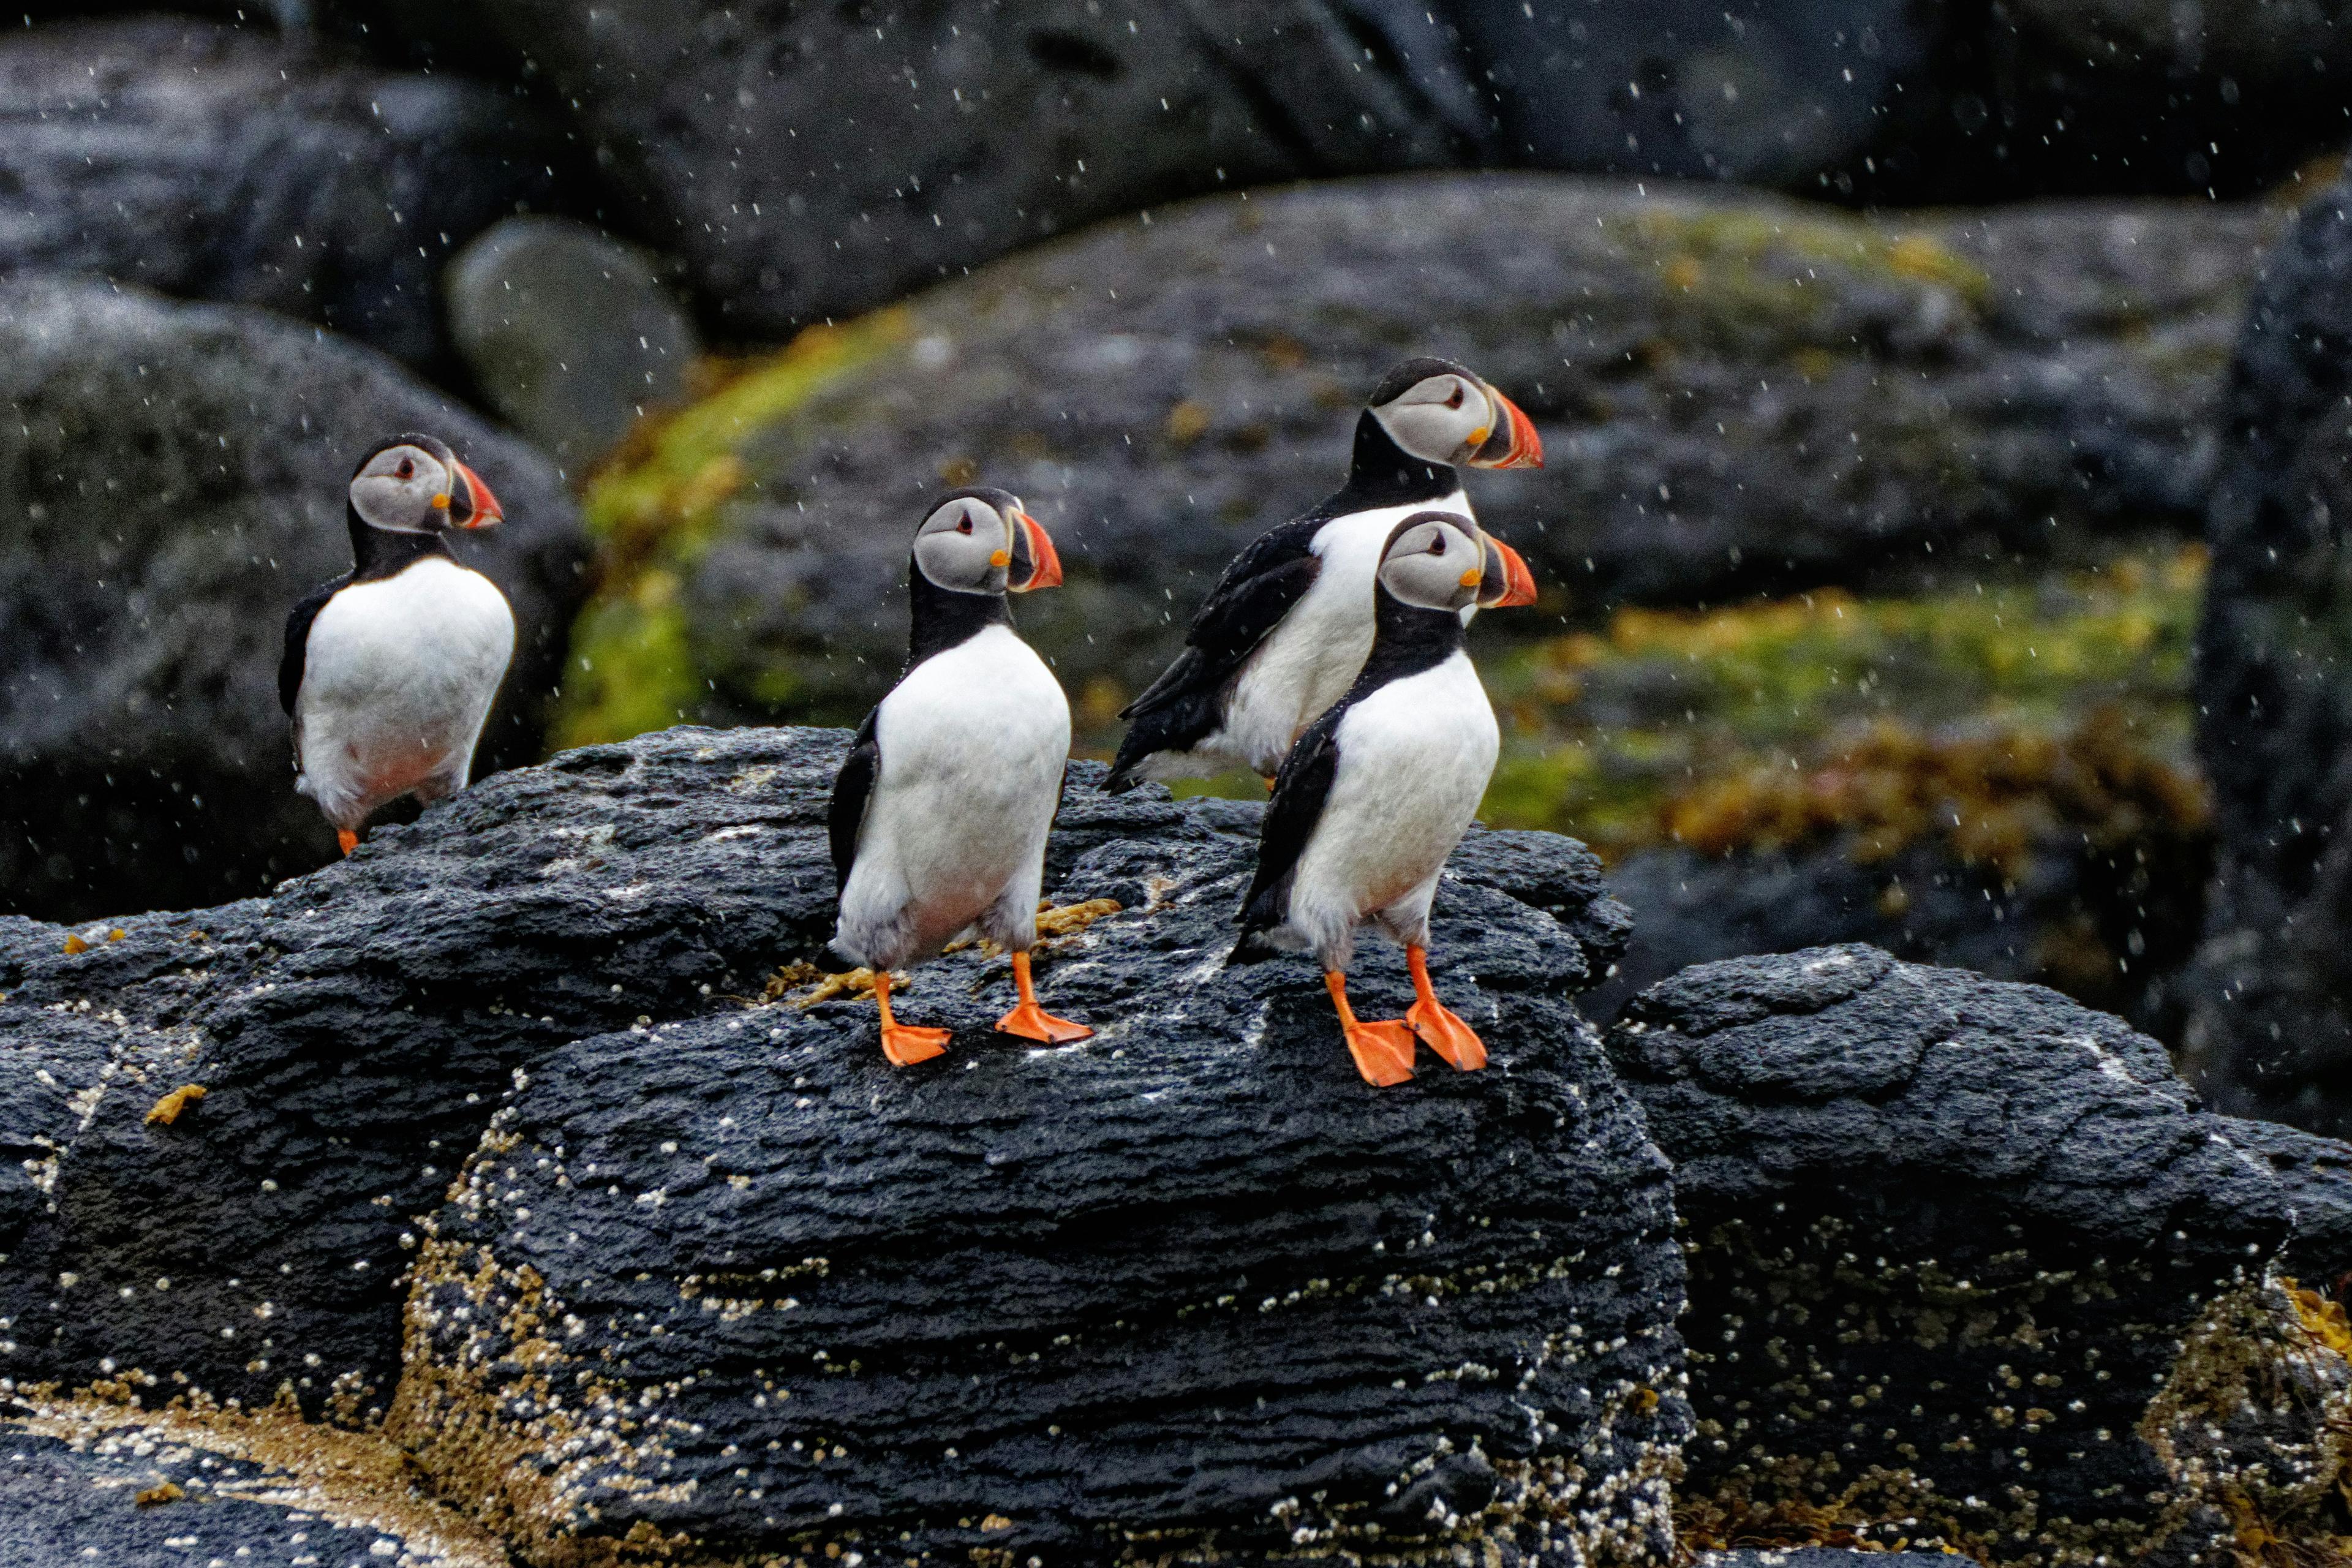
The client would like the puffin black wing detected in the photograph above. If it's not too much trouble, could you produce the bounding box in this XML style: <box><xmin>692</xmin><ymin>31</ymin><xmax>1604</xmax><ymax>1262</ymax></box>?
<box><xmin>1229</xmin><ymin>710</ymin><xmax>1343</xmax><ymax>962</ymax></box>
<box><xmin>827</xmin><ymin>708</ymin><xmax>881</xmax><ymax>895</ymax></box>
<box><xmin>278</xmin><ymin>577</ymin><xmax>345</xmax><ymax>717</ymax></box>
<box><xmin>1107</xmin><ymin>517</ymin><xmax>1324</xmax><ymax>790</ymax></box>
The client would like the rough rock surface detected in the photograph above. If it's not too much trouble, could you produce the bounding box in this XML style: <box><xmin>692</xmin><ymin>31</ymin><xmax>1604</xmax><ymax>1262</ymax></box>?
<box><xmin>0</xmin><ymin>719</ymin><xmax>1665</xmax><ymax>1504</ymax></box>
<box><xmin>396</xmin><ymin>806</ymin><xmax>1680</xmax><ymax>1564</ymax></box>
<box><xmin>1611</xmin><ymin>946</ymin><xmax>2347</xmax><ymax>1565</ymax></box>
<box><xmin>0</xmin><ymin>17</ymin><xmax>576</xmax><ymax>376</ymax></box>
<box><xmin>558</xmin><ymin>175</ymin><xmax>2280</xmax><ymax>742</ymax></box>
<box><xmin>451</xmin><ymin>0</ymin><xmax>1485</xmax><ymax>338</ymax></box>
<box><xmin>445</xmin><ymin>216</ymin><xmax>699</xmax><ymax>466</ymax></box>
<box><xmin>1585</xmin><ymin>818</ymin><xmax>2207</xmax><ymax>1036</ymax></box>
<box><xmin>2184</xmin><ymin>164</ymin><xmax>2352</xmax><ymax>1137</ymax></box>
<box><xmin>0</xmin><ymin>1401</ymin><xmax>508</xmax><ymax>1567</ymax></box>
<box><xmin>2223</xmin><ymin>1115</ymin><xmax>2352</xmax><ymax>1292</ymax></box>
<box><xmin>0</xmin><ymin>276</ymin><xmax>586</xmax><ymax>923</ymax></box>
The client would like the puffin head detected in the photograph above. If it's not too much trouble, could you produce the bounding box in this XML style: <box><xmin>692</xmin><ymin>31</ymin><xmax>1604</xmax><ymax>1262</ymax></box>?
<box><xmin>1378</xmin><ymin>512</ymin><xmax>1492</xmax><ymax>614</ymax></box>
<box><xmin>1365</xmin><ymin>358</ymin><xmax>1544</xmax><ymax>471</ymax></box>
<box><xmin>349</xmin><ymin>434</ymin><xmax>505</xmax><ymax>534</ymax></box>
<box><xmin>913</xmin><ymin>486</ymin><xmax>1063</xmax><ymax>595</ymax></box>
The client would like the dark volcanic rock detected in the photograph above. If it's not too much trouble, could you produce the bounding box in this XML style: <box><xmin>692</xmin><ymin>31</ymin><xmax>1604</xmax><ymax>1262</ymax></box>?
<box><xmin>1585</xmin><ymin>799</ymin><xmax>2209</xmax><ymax>1035</ymax></box>
<box><xmin>558</xmin><ymin>176</ymin><xmax>2278</xmax><ymax>744</ymax></box>
<box><xmin>0</xmin><ymin>715</ymin><xmax>1655</xmax><ymax>1531</ymax></box>
<box><xmin>0</xmin><ymin>17</ymin><xmax>576</xmax><ymax>376</ymax></box>
<box><xmin>444</xmin><ymin>216</ymin><xmax>699</xmax><ymax>466</ymax></box>
<box><xmin>450</xmin><ymin>0</ymin><xmax>1484</xmax><ymax>338</ymax></box>
<box><xmin>1610</xmin><ymin>946</ymin><xmax>2342</xmax><ymax>1565</ymax></box>
<box><xmin>2183</xmin><ymin>164</ymin><xmax>2352</xmax><ymax>1138</ymax></box>
<box><xmin>0</xmin><ymin>1411</ymin><xmax>506</xmax><ymax>1567</ymax></box>
<box><xmin>2223</xmin><ymin>1116</ymin><xmax>2352</xmax><ymax>1294</ymax></box>
<box><xmin>392</xmin><ymin>786</ymin><xmax>1678</xmax><ymax>1565</ymax></box>
<box><xmin>0</xmin><ymin>276</ymin><xmax>586</xmax><ymax>923</ymax></box>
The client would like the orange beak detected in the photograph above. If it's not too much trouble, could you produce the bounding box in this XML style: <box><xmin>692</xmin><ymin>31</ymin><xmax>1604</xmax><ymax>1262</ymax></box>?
<box><xmin>453</xmin><ymin>461</ymin><xmax>504</xmax><ymax>528</ymax></box>
<box><xmin>1478</xmin><ymin>535</ymin><xmax>1538</xmax><ymax>608</ymax></box>
<box><xmin>1010</xmin><ymin>508</ymin><xmax>1062</xmax><ymax>592</ymax></box>
<box><xmin>1471</xmin><ymin>388</ymin><xmax>1544</xmax><ymax>470</ymax></box>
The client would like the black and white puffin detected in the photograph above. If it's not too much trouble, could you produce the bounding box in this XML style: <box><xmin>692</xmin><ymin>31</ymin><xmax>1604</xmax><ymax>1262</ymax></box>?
<box><xmin>1105</xmin><ymin>356</ymin><xmax>1540</xmax><ymax>791</ymax></box>
<box><xmin>279</xmin><ymin>434</ymin><xmax>512</xmax><ymax>856</ymax></box>
<box><xmin>826</xmin><ymin>486</ymin><xmax>1090</xmax><ymax>1065</ymax></box>
<box><xmin>1229</xmin><ymin>511</ymin><xmax>1518</xmax><ymax>1087</ymax></box>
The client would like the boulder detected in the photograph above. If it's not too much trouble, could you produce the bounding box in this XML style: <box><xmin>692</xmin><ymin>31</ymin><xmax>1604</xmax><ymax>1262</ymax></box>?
<box><xmin>0</xmin><ymin>718</ymin><xmax>1662</xmax><ymax>1515</ymax></box>
<box><xmin>447</xmin><ymin>0</ymin><xmax>1485</xmax><ymax>339</ymax></box>
<box><xmin>2181</xmin><ymin>164</ymin><xmax>2352</xmax><ymax>1137</ymax></box>
<box><xmin>0</xmin><ymin>276</ymin><xmax>587</xmax><ymax>924</ymax></box>
<box><xmin>444</xmin><ymin>216</ymin><xmax>700</xmax><ymax>466</ymax></box>
<box><xmin>0</xmin><ymin>1403</ymin><xmax>507</xmax><ymax>1567</ymax></box>
<box><xmin>0</xmin><ymin>17</ymin><xmax>577</xmax><ymax>376</ymax></box>
<box><xmin>552</xmin><ymin>175</ymin><xmax>2279</xmax><ymax>745</ymax></box>
<box><xmin>1610</xmin><ymin>946</ymin><xmax>2351</xmax><ymax>1565</ymax></box>
<box><xmin>393</xmin><ymin>805</ymin><xmax>1681</xmax><ymax>1564</ymax></box>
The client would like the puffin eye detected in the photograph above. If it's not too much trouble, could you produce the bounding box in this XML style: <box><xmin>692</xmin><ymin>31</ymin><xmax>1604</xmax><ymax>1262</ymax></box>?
<box><xmin>956</xmin><ymin>513</ymin><xmax>974</xmax><ymax>534</ymax></box>
<box><xmin>1429</xmin><ymin>535</ymin><xmax>1446</xmax><ymax>554</ymax></box>
<box><xmin>1444</xmin><ymin>385</ymin><xmax>1465</xmax><ymax>409</ymax></box>
<box><xmin>396</xmin><ymin>458</ymin><xmax>414</xmax><ymax>479</ymax></box>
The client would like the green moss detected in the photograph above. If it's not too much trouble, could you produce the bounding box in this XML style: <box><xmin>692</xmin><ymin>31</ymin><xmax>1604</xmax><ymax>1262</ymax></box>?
<box><xmin>547</xmin><ymin>309</ymin><xmax>913</xmax><ymax>750</ymax></box>
<box><xmin>1481</xmin><ymin>544</ymin><xmax>2208</xmax><ymax>861</ymax></box>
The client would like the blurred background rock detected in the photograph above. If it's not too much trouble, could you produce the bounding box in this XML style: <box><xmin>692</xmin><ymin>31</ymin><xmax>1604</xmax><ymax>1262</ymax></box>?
<box><xmin>7</xmin><ymin>0</ymin><xmax>2352</xmax><ymax>1128</ymax></box>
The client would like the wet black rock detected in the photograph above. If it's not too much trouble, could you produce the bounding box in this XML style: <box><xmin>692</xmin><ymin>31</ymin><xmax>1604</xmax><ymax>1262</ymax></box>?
<box><xmin>0</xmin><ymin>275</ymin><xmax>586</xmax><ymax>923</ymax></box>
<box><xmin>451</xmin><ymin>0</ymin><xmax>1484</xmax><ymax>338</ymax></box>
<box><xmin>2223</xmin><ymin>1116</ymin><xmax>2352</xmax><ymax>1294</ymax></box>
<box><xmin>0</xmin><ymin>17</ymin><xmax>576</xmax><ymax>376</ymax></box>
<box><xmin>393</xmin><ymin>771</ymin><xmax>1677</xmax><ymax>1565</ymax></box>
<box><xmin>1610</xmin><ymin>946</ymin><xmax>2342</xmax><ymax>1564</ymax></box>
<box><xmin>567</xmin><ymin>175</ymin><xmax>2279</xmax><ymax>739</ymax></box>
<box><xmin>1699</xmin><ymin>1554</ymin><xmax>1962</xmax><ymax>1568</ymax></box>
<box><xmin>0</xmin><ymin>1411</ymin><xmax>503</xmax><ymax>1567</ymax></box>
<box><xmin>1585</xmin><ymin>810</ymin><xmax>2209</xmax><ymax>1036</ymax></box>
<box><xmin>0</xmin><ymin>714</ymin><xmax>1659</xmax><ymax>1536</ymax></box>
<box><xmin>444</xmin><ymin>216</ymin><xmax>700</xmax><ymax>466</ymax></box>
<box><xmin>2182</xmin><ymin>164</ymin><xmax>2352</xmax><ymax>1137</ymax></box>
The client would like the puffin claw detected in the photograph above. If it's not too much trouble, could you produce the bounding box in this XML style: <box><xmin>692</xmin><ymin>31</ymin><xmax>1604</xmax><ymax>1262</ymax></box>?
<box><xmin>880</xmin><ymin>1023</ymin><xmax>952</xmax><ymax>1066</ymax></box>
<box><xmin>336</xmin><ymin>829</ymin><xmax>359</xmax><ymax>857</ymax></box>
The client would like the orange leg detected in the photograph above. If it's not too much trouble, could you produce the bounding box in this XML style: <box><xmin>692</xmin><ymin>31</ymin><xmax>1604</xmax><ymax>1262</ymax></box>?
<box><xmin>1327</xmin><ymin>970</ymin><xmax>1417</xmax><ymax>1087</ymax></box>
<box><xmin>994</xmin><ymin>950</ymin><xmax>1094</xmax><ymax>1044</ymax></box>
<box><xmin>336</xmin><ymin>829</ymin><xmax>360</xmax><ymax>857</ymax></box>
<box><xmin>1405</xmin><ymin>945</ymin><xmax>1486</xmax><ymax>1072</ymax></box>
<box><xmin>874</xmin><ymin>970</ymin><xmax>949</xmax><ymax>1066</ymax></box>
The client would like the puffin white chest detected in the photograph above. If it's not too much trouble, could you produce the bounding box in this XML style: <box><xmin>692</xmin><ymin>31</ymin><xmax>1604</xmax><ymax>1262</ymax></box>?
<box><xmin>1293</xmin><ymin>650</ymin><xmax>1499</xmax><ymax>922</ymax></box>
<box><xmin>850</xmin><ymin>625</ymin><xmax>1071</xmax><ymax>949</ymax></box>
<box><xmin>1223</xmin><ymin>491</ymin><xmax>1470</xmax><ymax>774</ymax></box>
<box><xmin>296</xmin><ymin>556</ymin><xmax>514</xmax><ymax>808</ymax></box>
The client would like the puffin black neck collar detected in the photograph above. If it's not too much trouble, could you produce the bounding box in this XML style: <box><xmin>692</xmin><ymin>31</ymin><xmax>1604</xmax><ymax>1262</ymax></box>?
<box><xmin>906</xmin><ymin>564</ymin><xmax>1012</xmax><ymax>669</ymax></box>
<box><xmin>347</xmin><ymin>505</ymin><xmax>455</xmax><ymax>581</ymax></box>
<box><xmin>1341</xmin><ymin>412</ymin><xmax>1464</xmax><ymax>510</ymax></box>
<box><xmin>1349</xmin><ymin>586</ymin><xmax>1467</xmax><ymax>696</ymax></box>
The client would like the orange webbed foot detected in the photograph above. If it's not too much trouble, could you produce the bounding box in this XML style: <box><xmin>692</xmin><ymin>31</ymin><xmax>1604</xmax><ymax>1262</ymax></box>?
<box><xmin>1408</xmin><ymin>997</ymin><xmax>1487</xmax><ymax>1072</ymax></box>
<box><xmin>336</xmin><ymin>829</ymin><xmax>359</xmax><ymax>856</ymax></box>
<box><xmin>997</xmin><ymin>949</ymin><xmax>1093</xmax><ymax>1043</ymax></box>
<box><xmin>1404</xmin><ymin>945</ymin><xmax>1485</xmax><ymax>1071</ymax></box>
<box><xmin>1343</xmin><ymin>1019</ymin><xmax>1419</xmax><ymax>1086</ymax></box>
<box><xmin>880</xmin><ymin>1023</ymin><xmax>952</xmax><ymax>1066</ymax></box>
<box><xmin>995</xmin><ymin>1001</ymin><xmax>1094</xmax><ymax>1044</ymax></box>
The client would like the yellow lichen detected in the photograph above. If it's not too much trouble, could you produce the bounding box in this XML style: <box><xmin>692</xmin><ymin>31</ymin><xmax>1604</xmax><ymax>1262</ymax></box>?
<box><xmin>143</xmin><ymin>1084</ymin><xmax>206</xmax><ymax>1126</ymax></box>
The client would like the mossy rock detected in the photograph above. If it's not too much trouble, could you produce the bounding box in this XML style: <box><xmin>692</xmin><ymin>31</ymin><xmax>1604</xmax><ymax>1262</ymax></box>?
<box><xmin>554</xmin><ymin>175</ymin><xmax>2281</xmax><ymax>750</ymax></box>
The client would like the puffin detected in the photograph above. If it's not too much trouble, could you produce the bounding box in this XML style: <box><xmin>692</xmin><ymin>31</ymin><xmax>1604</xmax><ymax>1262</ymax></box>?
<box><xmin>279</xmin><ymin>433</ymin><xmax>513</xmax><ymax>856</ymax></box>
<box><xmin>1229</xmin><ymin>512</ymin><xmax>1518</xmax><ymax>1087</ymax></box>
<box><xmin>1105</xmin><ymin>356</ymin><xmax>1540</xmax><ymax>791</ymax></box>
<box><xmin>826</xmin><ymin>486</ymin><xmax>1090</xmax><ymax>1065</ymax></box>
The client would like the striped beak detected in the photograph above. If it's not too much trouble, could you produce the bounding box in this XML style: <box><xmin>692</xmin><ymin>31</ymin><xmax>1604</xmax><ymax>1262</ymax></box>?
<box><xmin>1470</xmin><ymin>387</ymin><xmax>1544</xmax><ymax>470</ymax></box>
<box><xmin>1478</xmin><ymin>534</ymin><xmax>1538</xmax><ymax>608</ymax></box>
<box><xmin>453</xmin><ymin>460</ymin><xmax>504</xmax><ymax>528</ymax></box>
<box><xmin>1008</xmin><ymin>508</ymin><xmax>1063</xmax><ymax>592</ymax></box>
